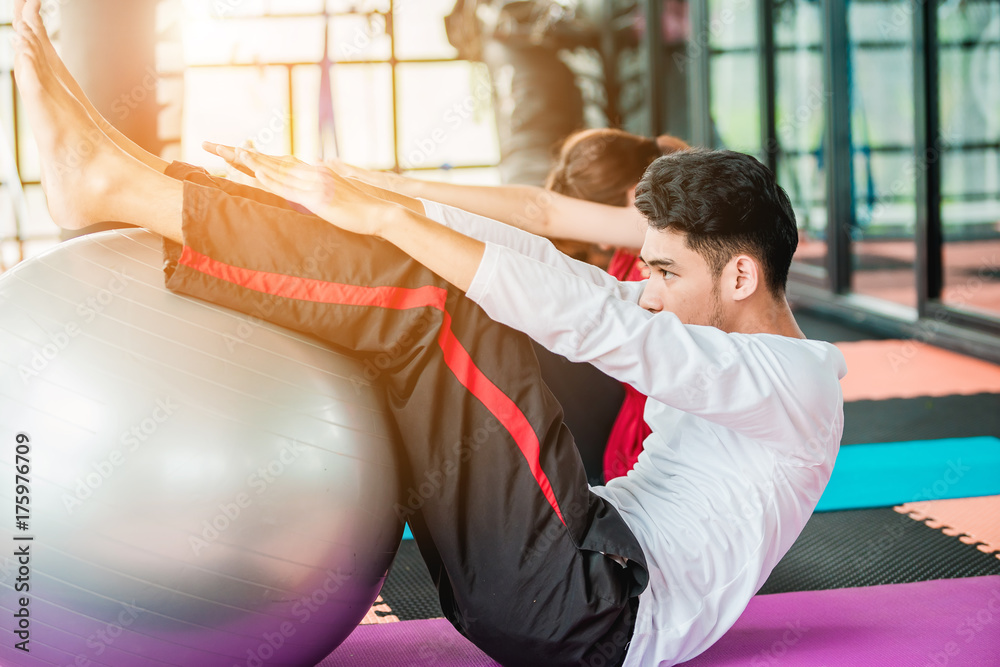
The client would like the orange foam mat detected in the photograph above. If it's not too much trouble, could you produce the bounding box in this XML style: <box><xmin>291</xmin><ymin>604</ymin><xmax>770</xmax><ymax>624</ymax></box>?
<box><xmin>359</xmin><ymin>596</ymin><xmax>401</xmax><ymax>625</ymax></box>
<box><xmin>836</xmin><ymin>339</ymin><xmax>1000</xmax><ymax>401</ymax></box>
<box><xmin>895</xmin><ymin>495</ymin><xmax>1000</xmax><ymax>561</ymax></box>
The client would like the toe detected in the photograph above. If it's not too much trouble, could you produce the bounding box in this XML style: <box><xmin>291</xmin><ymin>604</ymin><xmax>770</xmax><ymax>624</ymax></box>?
<box><xmin>10</xmin><ymin>25</ymin><xmax>32</xmax><ymax>55</ymax></box>
<box><xmin>24</xmin><ymin>0</ymin><xmax>45</xmax><ymax>33</ymax></box>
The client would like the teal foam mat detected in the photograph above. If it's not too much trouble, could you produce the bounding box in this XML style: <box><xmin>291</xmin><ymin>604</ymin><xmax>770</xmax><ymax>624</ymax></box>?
<box><xmin>816</xmin><ymin>436</ymin><xmax>1000</xmax><ymax>511</ymax></box>
<box><xmin>402</xmin><ymin>436</ymin><xmax>1000</xmax><ymax>537</ymax></box>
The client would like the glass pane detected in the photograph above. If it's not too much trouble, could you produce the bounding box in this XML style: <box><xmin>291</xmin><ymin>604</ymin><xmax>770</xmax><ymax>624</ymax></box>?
<box><xmin>292</xmin><ymin>63</ymin><xmax>395</xmax><ymax>169</ymax></box>
<box><xmin>182</xmin><ymin>15</ymin><xmax>326</xmax><ymax>66</ymax></box>
<box><xmin>182</xmin><ymin>66</ymin><xmax>292</xmax><ymax>165</ymax></box>
<box><xmin>938</xmin><ymin>0</ymin><xmax>1000</xmax><ymax>317</ymax></box>
<box><xmin>0</xmin><ymin>25</ymin><xmax>13</xmax><ymax>70</ymax></box>
<box><xmin>22</xmin><ymin>185</ymin><xmax>57</xmax><ymax>238</ymax></box>
<box><xmin>708</xmin><ymin>0</ymin><xmax>760</xmax><ymax>154</ymax></box>
<box><xmin>331</xmin><ymin>12</ymin><xmax>391</xmax><ymax>61</ymax></box>
<box><xmin>660</xmin><ymin>0</ymin><xmax>690</xmax><ymax>138</ymax></box>
<box><xmin>611</xmin><ymin>1</ymin><xmax>651</xmax><ymax>137</ymax></box>
<box><xmin>848</xmin><ymin>0</ymin><xmax>916</xmax><ymax>309</ymax></box>
<box><xmin>396</xmin><ymin>61</ymin><xmax>499</xmax><ymax>170</ymax></box>
<box><xmin>774</xmin><ymin>0</ymin><xmax>821</xmax><ymax>46</ymax></box>
<box><xmin>1</xmin><ymin>240</ymin><xmax>20</xmax><ymax>273</ymax></box>
<box><xmin>0</xmin><ymin>175</ymin><xmax>26</xmax><ymax>242</ymax></box>
<box><xmin>190</xmin><ymin>0</ymin><xmax>264</xmax><ymax>18</ymax></box>
<box><xmin>402</xmin><ymin>167</ymin><xmax>503</xmax><ymax>186</ymax></box>
<box><xmin>2</xmin><ymin>24</ymin><xmax>24</xmax><ymax>248</ymax></box>
<box><xmin>709</xmin><ymin>54</ymin><xmax>760</xmax><ymax>153</ymax></box>
<box><xmin>0</xmin><ymin>186</ymin><xmax>12</xmax><ymax>238</ymax></box>
<box><xmin>709</xmin><ymin>0</ymin><xmax>757</xmax><ymax>49</ymax></box>
<box><xmin>186</xmin><ymin>0</ymin><xmax>324</xmax><ymax>19</ymax></box>
<box><xmin>774</xmin><ymin>0</ymin><xmax>826</xmax><ymax>272</ymax></box>
<box><xmin>16</xmin><ymin>91</ymin><xmax>40</xmax><ymax>183</ymax></box>
<box><xmin>328</xmin><ymin>0</ymin><xmax>390</xmax><ymax>13</ymax></box>
<box><xmin>0</xmin><ymin>67</ymin><xmax>13</xmax><ymax>160</ymax></box>
<box><xmin>393</xmin><ymin>0</ymin><xmax>458</xmax><ymax>61</ymax></box>
<box><xmin>271</xmin><ymin>0</ymin><xmax>325</xmax><ymax>14</ymax></box>
<box><xmin>290</xmin><ymin>65</ymin><xmax>322</xmax><ymax>162</ymax></box>
<box><xmin>0</xmin><ymin>241</ymin><xmax>21</xmax><ymax>274</ymax></box>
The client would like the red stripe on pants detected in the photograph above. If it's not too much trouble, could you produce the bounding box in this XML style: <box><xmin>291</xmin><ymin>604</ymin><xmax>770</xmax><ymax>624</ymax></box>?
<box><xmin>179</xmin><ymin>246</ymin><xmax>566</xmax><ymax>525</ymax></box>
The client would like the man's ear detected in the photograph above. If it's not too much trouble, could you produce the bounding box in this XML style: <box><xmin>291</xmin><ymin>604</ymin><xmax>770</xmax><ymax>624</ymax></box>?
<box><xmin>730</xmin><ymin>255</ymin><xmax>760</xmax><ymax>301</ymax></box>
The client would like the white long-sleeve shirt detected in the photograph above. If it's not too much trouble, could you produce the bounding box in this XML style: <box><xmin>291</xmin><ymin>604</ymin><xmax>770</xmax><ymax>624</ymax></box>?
<box><xmin>420</xmin><ymin>199</ymin><xmax>848</xmax><ymax>666</ymax></box>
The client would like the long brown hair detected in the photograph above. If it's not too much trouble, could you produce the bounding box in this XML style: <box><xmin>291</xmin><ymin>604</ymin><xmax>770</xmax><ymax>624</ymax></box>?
<box><xmin>545</xmin><ymin>128</ymin><xmax>688</xmax><ymax>206</ymax></box>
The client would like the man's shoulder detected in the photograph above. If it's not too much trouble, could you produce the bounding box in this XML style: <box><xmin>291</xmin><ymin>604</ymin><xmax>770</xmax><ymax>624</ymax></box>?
<box><xmin>747</xmin><ymin>334</ymin><xmax>847</xmax><ymax>397</ymax></box>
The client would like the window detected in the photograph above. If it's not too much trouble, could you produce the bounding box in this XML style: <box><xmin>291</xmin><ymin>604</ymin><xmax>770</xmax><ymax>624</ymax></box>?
<box><xmin>0</xmin><ymin>0</ymin><xmax>502</xmax><ymax>271</ymax></box>
<box><xmin>180</xmin><ymin>1</ymin><xmax>501</xmax><ymax>178</ymax></box>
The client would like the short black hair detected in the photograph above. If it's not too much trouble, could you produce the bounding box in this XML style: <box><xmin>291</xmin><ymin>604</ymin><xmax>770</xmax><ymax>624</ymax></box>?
<box><xmin>633</xmin><ymin>149</ymin><xmax>798</xmax><ymax>296</ymax></box>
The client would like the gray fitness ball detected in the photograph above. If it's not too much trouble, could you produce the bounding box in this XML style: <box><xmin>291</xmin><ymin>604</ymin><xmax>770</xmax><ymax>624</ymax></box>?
<box><xmin>0</xmin><ymin>229</ymin><xmax>404</xmax><ymax>666</ymax></box>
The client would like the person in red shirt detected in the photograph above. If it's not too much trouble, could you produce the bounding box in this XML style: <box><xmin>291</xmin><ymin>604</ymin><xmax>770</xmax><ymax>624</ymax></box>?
<box><xmin>544</xmin><ymin>129</ymin><xmax>690</xmax><ymax>480</ymax></box>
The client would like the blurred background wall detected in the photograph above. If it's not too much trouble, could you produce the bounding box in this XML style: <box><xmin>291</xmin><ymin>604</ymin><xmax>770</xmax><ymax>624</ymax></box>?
<box><xmin>1</xmin><ymin>0</ymin><xmax>998</xmax><ymax>358</ymax></box>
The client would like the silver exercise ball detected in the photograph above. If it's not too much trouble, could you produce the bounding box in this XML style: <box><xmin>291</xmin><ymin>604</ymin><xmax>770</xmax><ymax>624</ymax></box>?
<box><xmin>0</xmin><ymin>230</ymin><xmax>404</xmax><ymax>666</ymax></box>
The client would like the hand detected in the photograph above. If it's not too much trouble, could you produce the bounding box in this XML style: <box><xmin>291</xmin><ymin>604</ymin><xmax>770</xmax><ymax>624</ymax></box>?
<box><xmin>205</xmin><ymin>141</ymin><xmax>366</xmax><ymax>184</ymax></box>
<box><xmin>234</xmin><ymin>148</ymin><xmax>394</xmax><ymax>237</ymax></box>
<box><xmin>323</xmin><ymin>157</ymin><xmax>405</xmax><ymax>192</ymax></box>
<box><xmin>203</xmin><ymin>141</ymin><xmax>256</xmax><ymax>179</ymax></box>
<box><xmin>322</xmin><ymin>157</ymin><xmax>359</xmax><ymax>178</ymax></box>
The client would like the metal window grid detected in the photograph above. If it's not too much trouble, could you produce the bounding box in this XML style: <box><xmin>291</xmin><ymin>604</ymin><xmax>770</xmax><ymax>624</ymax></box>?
<box><xmin>0</xmin><ymin>2</ymin><xmax>500</xmax><ymax>269</ymax></box>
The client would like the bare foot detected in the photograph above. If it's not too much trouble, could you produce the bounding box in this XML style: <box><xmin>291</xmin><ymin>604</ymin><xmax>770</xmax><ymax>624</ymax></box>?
<box><xmin>12</xmin><ymin>14</ymin><xmax>131</xmax><ymax>230</ymax></box>
<box><xmin>19</xmin><ymin>0</ymin><xmax>170</xmax><ymax>173</ymax></box>
<box><xmin>17</xmin><ymin>2</ymin><xmax>102</xmax><ymax>126</ymax></box>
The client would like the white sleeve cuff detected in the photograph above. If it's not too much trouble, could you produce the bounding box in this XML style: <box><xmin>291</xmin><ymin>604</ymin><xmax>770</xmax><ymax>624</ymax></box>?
<box><xmin>466</xmin><ymin>241</ymin><xmax>502</xmax><ymax>304</ymax></box>
<box><xmin>418</xmin><ymin>198</ymin><xmax>444</xmax><ymax>224</ymax></box>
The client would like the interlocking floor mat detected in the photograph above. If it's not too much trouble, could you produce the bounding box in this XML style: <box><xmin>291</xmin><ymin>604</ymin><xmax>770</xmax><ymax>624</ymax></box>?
<box><xmin>320</xmin><ymin>577</ymin><xmax>1000</xmax><ymax>666</ymax></box>
<box><xmin>815</xmin><ymin>436</ymin><xmax>1000</xmax><ymax>511</ymax></box>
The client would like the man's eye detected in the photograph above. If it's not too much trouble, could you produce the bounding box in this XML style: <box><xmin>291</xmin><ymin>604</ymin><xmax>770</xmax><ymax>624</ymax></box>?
<box><xmin>659</xmin><ymin>269</ymin><xmax>675</xmax><ymax>280</ymax></box>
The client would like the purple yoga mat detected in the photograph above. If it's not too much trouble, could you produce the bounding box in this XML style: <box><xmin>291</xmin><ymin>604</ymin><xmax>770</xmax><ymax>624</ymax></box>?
<box><xmin>318</xmin><ymin>577</ymin><xmax>1000</xmax><ymax>666</ymax></box>
<box><xmin>317</xmin><ymin>618</ymin><xmax>500</xmax><ymax>667</ymax></box>
<box><xmin>686</xmin><ymin>576</ymin><xmax>1000</xmax><ymax>666</ymax></box>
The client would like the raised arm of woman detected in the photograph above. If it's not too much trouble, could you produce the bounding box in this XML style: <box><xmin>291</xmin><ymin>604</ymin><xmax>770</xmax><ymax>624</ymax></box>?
<box><xmin>323</xmin><ymin>158</ymin><xmax>648</xmax><ymax>249</ymax></box>
<box><xmin>204</xmin><ymin>141</ymin><xmax>648</xmax><ymax>248</ymax></box>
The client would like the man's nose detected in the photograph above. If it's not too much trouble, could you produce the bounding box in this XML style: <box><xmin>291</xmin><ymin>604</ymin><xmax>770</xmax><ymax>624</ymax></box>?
<box><xmin>639</xmin><ymin>285</ymin><xmax>662</xmax><ymax>313</ymax></box>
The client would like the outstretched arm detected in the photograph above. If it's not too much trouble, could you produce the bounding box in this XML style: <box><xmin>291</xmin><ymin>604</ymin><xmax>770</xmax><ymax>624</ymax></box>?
<box><xmin>208</xmin><ymin>142</ymin><xmax>644</xmax><ymax>290</ymax></box>
<box><xmin>236</xmin><ymin>149</ymin><xmax>645</xmax><ymax>299</ymax></box>
<box><xmin>236</xmin><ymin>149</ymin><xmax>485</xmax><ymax>292</ymax></box>
<box><xmin>325</xmin><ymin>158</ymin><xmax>648</xmax><ymax>248</ymax></box>
<box><xmin>203</xmin><ymin>141</ymin><xmax>428</xmax><ymax>213</ymax></box>
<box><xmin>206</xmin><ymin>141</ymin><xmax>647</xmax><ymax>248</ymax></box>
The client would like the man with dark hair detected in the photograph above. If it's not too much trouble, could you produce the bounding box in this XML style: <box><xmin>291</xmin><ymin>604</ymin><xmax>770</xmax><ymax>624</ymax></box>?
<box><xmin>12</xmin><ymin>4</ymin><xmax>845</xmax><ymax>664</ymax></box>
<box><xmin>629</xmin><ymin>149</ymin><xmax>802</xmax><ymax>331</ymax></box>
<box><xmin>634</xmin><ymin>149</ymin><xmax>799</xmax><ymax>298</ymax></box>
